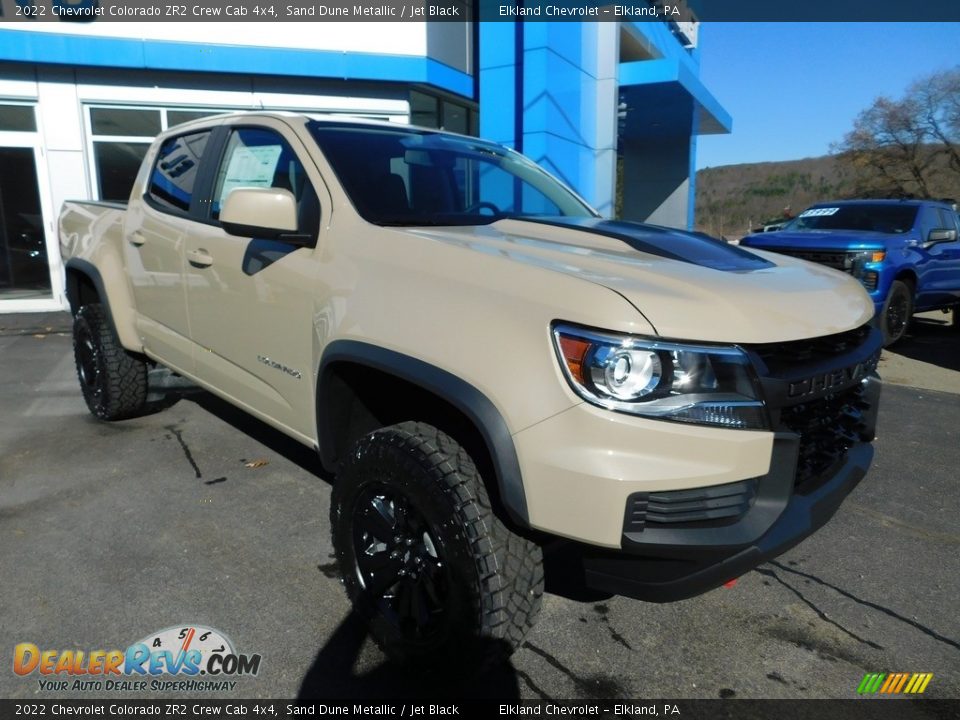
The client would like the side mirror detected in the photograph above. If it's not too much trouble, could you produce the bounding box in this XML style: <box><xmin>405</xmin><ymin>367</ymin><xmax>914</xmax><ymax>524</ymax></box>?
<box><xmin>926</xmin><ymin>227</ymin><xmax>958</xmax><ymax>246</ymax></box>
<box><xmin>221</xmin><ymin>188</ymin><xmax>308</xmax><ymax>244</ymax></box>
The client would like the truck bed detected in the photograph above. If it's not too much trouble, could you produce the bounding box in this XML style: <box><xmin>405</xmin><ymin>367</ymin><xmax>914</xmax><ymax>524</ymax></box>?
<box><xmin>58</xmin><ymin>200</ymin><xmax>128</xmax><ymax>267</ymax></box>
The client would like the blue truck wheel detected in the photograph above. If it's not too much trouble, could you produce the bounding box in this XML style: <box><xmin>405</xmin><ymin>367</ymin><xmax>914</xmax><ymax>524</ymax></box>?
<box><xmin>881</xmin><ymin>280</ymin><xmax>913</xmax><ymax>346</ymax></box>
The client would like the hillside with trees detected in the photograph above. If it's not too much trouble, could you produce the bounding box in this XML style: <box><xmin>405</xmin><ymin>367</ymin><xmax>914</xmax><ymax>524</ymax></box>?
<box><xmin>695</xmin><ymin>66</ymin><xmax>960</xmax><ymax>239</ymax></box>
<box><xmin>695</xmin><ymin>155</ymin><xmax>853</xmax><ymax>239</ymax></box>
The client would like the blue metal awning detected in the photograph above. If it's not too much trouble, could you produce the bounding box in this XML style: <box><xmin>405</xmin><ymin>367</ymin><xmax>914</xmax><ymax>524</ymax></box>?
<box><xmin>618</xmin><ymin>58</ymin><xmax>732</xmax><ymax>139</ymax></box>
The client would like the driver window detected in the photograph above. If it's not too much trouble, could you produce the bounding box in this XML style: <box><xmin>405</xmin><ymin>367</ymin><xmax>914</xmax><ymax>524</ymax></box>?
<box><xmin>918</xmin><ymin>207</ymin><xmax>939</xmax><ymax>239</ymax></box>
<box><xmin>211</xmin><ymin>127</ymin><xmax>319</xmax><ymax>242</ymax></box>
<box><xmin>936</xmin><ymin>208</ymin><xmax>959</xmax><ymax>235</ymax></box>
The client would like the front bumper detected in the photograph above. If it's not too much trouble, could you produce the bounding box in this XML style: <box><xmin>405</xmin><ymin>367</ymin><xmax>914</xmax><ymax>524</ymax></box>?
<box><xmin>581</xmin><ymin>434</ymin><xmax>873</xmax><ymax>602</ymax></box>
<box><xmin>513</xmin><ymin>402</ymin><xmax>778</xmax><ymax>548</ymax></box>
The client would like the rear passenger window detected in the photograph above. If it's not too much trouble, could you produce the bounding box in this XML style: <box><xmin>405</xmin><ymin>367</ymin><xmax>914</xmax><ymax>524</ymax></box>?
<box><xmin>147</xmin><ymin>130</ymin><xmax>211</xmax><ymax>214</ymax></box>
<box><xmin>210</xmin><ymin>127</ymin><xmax>319</xmax><ymax>242</ymax></box>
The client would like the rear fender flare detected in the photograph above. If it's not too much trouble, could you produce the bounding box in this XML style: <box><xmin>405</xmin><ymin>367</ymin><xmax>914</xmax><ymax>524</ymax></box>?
<box><xmin>65</xmin><ymin>258</ymin><xmax>141</xmax><ymax>352</ymax></box>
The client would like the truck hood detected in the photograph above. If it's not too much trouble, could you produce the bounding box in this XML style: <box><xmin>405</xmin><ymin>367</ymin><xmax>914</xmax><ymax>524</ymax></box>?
<box><xmin>406</xmin><ymin>217</ymin><xmax>874</xmax><ymax>344</ymax></box>
<box><xmin>740</xmin><ymin>229</ymin><xmax>891</xmax><ymax>251</ymax></box>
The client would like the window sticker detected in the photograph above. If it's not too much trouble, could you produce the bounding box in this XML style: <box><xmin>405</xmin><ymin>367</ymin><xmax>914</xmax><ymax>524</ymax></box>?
<box><xmin>218</xmin><ymin>144</ymin><xmax>282</xmax><ymax>205</ymax></box>
<box><xmin>799</xmin><ymin>207</ymin><xmax>840</xmax><ymax>218</ymax></box>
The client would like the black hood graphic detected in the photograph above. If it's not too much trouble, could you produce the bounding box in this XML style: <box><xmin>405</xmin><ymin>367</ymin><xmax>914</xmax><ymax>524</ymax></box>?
<box><xmin>518</xmin><ymin>217</ymin><xmax>775</xmax><ymax>272</ymax></box>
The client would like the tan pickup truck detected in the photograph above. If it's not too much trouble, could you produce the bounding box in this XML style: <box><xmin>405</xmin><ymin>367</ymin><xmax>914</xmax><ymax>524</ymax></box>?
<box><xmin>59</xmin><ymin>112</ymin><xmax>882</xmax><ymax>663</ymax></box>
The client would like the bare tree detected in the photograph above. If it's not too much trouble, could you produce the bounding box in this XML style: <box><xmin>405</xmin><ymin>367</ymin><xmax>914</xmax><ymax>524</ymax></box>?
<box><xmin>833</xmin><ymin>66</ymin><xmax>960</xmax><ymax>198</ymax></box>
<box><xmin>913</xmin><ymin>68</ymin><xmax>960</xmax><ymax>175</ymax></box>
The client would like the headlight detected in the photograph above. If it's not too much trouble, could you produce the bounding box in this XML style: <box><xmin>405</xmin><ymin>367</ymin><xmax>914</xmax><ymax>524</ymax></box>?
<box><xmin>552</xmin><ymin>323</ymin><xmax>768</xmax><ymax>429</ymax></box>
<box><xmin>851</xmin><ymin>250</ymin><xmax>885</xmax><ymax>291</ymax></box>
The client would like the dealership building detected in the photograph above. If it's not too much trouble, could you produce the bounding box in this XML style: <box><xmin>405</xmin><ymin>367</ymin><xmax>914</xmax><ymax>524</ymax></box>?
<box><xmin>0</xmin><ymin>17</ymin><xmax>730</xmax><ymax>313</ymax></box>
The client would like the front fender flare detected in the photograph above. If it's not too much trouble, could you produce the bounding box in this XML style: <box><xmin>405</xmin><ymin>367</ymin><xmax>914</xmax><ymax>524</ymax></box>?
<box><xmin>316</xmin><ymin>340</ymin><xmax>529</xmax><ymax>526</ymax></box>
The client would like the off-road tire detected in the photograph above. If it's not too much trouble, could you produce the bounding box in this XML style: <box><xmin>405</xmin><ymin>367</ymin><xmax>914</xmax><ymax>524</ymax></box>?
<box><xmin>73</xmin><ymin>303</ymin><xmax>149</xmax><ymax>420</ymax></box>
<box><xmin>881</xmin><ymin>280</ymin><xmax>913</xmax><ymax>347</ymax></box>
<box><xmin>331</xmin><ymin>421</ymin><xmax>543</xmax><ymax>665</ymax></box>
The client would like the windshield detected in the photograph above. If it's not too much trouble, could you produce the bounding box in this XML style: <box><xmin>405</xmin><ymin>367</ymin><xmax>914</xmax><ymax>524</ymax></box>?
<box><xmin>785</xmin><ymin>204</ymin><xmax>918</xmax><ymax>234</ymax></box>
<box><xmin>308</xmin><ymin>122</ymin><xmax>597</xmax><ymax>226</ymax></box>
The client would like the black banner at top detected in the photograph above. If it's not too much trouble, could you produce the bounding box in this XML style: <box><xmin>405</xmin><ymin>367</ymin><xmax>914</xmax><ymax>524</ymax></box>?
<box><xmin>1</xmin><ymin>0</ymin><xmax>960</xmax><ymax>22</ymax></box>
<box><xmin>485</xmin><ymin>0</ymin><xmax>960</xmax><ymax>21</ymax></box>
<box><xmin>688</xmin><ymin>0</ymin><xmax>960</xmax><ymax>21</ymax></box>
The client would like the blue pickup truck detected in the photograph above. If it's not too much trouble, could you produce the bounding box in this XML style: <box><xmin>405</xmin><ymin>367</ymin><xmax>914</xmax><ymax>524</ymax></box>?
<box><xmin>741</xmin><ymin>199</ymin><xmax>960</xmax><ymax>345</ymax></box>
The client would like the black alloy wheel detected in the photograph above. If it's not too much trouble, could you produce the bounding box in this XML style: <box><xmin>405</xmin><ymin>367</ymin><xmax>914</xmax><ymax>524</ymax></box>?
<box><xmin>75</xmin><ymin>319</ymin><xmax>103</xmax><ymax>403</ymax></box>
<box><xmin>331</xmin><ymin>421</ymin><xmax>544</xmax><ymax>665</ymax></box>
<box><xmin>351</xmin><ymin>485</ymin><xmax>450</xmax><ymax>645</ymax></box>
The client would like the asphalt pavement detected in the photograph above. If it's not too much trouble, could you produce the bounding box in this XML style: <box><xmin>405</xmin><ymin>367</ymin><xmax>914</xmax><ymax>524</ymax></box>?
<box><xmin>0</xmin><ymin>316</ymin><xmax>958</xmax><ymax>704</ymax></box>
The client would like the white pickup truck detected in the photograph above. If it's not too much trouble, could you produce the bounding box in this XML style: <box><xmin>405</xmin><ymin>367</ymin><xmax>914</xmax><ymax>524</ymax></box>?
<box><xmin>59</xmin><ymin>112</ymin><xmax>882</xmax><ymax>663</ymax></box>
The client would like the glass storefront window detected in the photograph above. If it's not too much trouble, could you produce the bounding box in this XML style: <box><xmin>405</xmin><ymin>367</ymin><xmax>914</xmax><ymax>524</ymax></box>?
<box><xmin>90</xmin><ymin>108</ymin><xmax>161</xmax><ymax>137</ymax></box>
<box><xmin>409</xmin><ymin>92</ymin><xmax>477</xmax><ymax>136</ymax></box>
<box><xmin>441</xmin><ymin>100</ymin><xmax>468</xmax><ymax>135</ymax></box>
<box><xmin>93</xmin><ymin>142</ymin><xmax>150</xmax><ymax>203</ymax></box>
<box><xmin>0</xmin><ymin>105</ymin><xmax>36</xmax><ymax>132</ymax></box>
<box><xmin>168</xmin><ymin>110</ymin><xmax>221</xmax><ymax>128</ymax></box>
<box><xmin>0</xmin><ymin>147</ymin><xmax>51</xmax><ymax>300</ymax></box>
<box><xmin>410</xmin><ymin>91</ymin><xmax>440</xmax><ymax>129</ymax></box>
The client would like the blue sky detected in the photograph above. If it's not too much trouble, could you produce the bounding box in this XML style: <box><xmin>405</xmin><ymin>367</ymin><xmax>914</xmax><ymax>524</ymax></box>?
<box><xmin>695</xmin><ymin>23</ymin><xmax>960</xmax><ymax>169</ymax></box>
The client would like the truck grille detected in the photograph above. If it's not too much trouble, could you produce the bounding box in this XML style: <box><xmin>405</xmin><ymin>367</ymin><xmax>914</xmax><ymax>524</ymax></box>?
<box><xmin>774</xmin><ymin>249</ymin><xmax>861</xmax><ymax>273</ymax></box>
<box><xmin>780</xmin><ymin>382</ymin><xmax>872</xmax><ymax>489</ymax></box>
<box><xmin>749</xmin><ymin>324</ymin><xmax>872</xmax><ymax>375</ymax></box>
<box><xmin>746</xmin><ymin>323</ymin><xmax>880</xmax><ymax>489</ymax></box>
<box><xmin>624</xmin><ymin>479</ymin><xmax>758</xmax><ymax>531</ymax></box>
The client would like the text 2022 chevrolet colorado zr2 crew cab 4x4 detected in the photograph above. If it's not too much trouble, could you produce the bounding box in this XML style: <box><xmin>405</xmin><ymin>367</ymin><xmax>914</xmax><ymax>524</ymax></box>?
<box><xmin>60</xmin><ymin>113</ymin><xmax>882</xmax><ymax>662</ymax></box>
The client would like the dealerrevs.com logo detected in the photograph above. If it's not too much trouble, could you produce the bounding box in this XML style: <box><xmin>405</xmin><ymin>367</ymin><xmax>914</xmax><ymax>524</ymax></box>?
<box><xmin>13</xmin><ymin>625</ymin><xmax>262</xmax><ymax>692</ymax></box>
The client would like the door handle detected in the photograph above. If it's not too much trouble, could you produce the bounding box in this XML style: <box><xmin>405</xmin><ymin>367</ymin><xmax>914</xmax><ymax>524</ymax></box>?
<box><xmin>129</xmin><ymin>231</ymin><xmax>146</xmax><ymax>247</ymax></box>
<box><xmin>187</xmin><ymin>248</ymin><xmax>214</xmax><ymax>267</ymax></box>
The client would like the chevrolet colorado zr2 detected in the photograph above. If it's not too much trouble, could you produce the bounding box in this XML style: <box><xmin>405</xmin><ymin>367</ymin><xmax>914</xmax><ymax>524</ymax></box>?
<box><xmin>59</xmin><ymin>113</ymin><xmax>882</xmax><ymax>662</ymax></box>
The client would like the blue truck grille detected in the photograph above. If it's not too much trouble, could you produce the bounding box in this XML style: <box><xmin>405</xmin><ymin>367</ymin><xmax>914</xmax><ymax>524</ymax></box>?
<box><xmin>773</xmin><ymin>249</ymin><xmax>860</xmax><ymax>273</ymax></box>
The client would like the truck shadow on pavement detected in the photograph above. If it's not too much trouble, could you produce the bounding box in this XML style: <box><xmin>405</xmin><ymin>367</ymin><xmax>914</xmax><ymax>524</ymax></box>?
<box><xmin>892</xmin><ymin>314</ymin><xmax>960</xmax><ymax>372</ymax></box>
<box><xmin>187</xmin><ymin>392</ymin><xmax>334</xmax><ymax>481</ymax></box>
<box><xmin>297</xmin><ymin>611</ymin><xmax>521</xmax><ymax>699</ymax></box>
